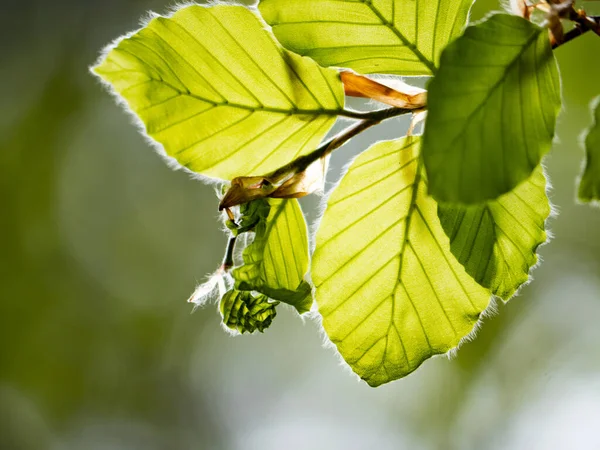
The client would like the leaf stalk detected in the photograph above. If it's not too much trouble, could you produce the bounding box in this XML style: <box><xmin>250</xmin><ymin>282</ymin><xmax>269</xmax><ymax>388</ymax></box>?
<box><xmin>219</xmin><ymin>106</ymin><xmax>413</xmax><ymax>209</ymax></box>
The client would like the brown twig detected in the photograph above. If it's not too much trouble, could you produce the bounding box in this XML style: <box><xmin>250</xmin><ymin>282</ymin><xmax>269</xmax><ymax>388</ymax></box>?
<box><xmin>551</xmin><ymin>4</ymin><xmax>600</xmax><ymax>48</ymax></box>
<box><xmin>221</xmin><ymin>235</ymin><xmax>237</xmax><ymax>271</ymax></box>
<box><xmin>218</xmin><ymin>107</ymin><xmax>412</xmax><ymax>209</ymax></box>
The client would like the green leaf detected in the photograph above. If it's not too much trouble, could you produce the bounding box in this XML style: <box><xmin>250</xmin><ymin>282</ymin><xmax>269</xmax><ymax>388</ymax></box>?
<box><xmin>312</xmin><ymin>137</ymin><xmax>490</xmax><ymax>387</ymax></box>
<box><xmin>220</xmin><ymin>289</ymin><xmax>278</xmax><ymax>334</ymax></box>
<box><xmin>258</xmin><ymin>0</ymin><xmax>474</xmax><ymax>76</ymax></box>
<box><xmin>92</xmin><ymin>4</ymin><xmax>344</xmax><ymax>181</ymax></box>
<box><xmin>438</xmin><ymin>167</ymin><xmax>550</xmax><ymax>300</ymax></box>
<box><xmin>422</xmin><ymin>13</ymin><xmax>561</xmax><ymax>204</ymax></box>
<box><xmin>578</xmin><ymin>96</ymin><xmax>600</xmax><ymax>203</ymax></box>
<box><xmin>233</xmin><ymin>198</ymin><xmax>313</xmax><ymax>313</ymax></box>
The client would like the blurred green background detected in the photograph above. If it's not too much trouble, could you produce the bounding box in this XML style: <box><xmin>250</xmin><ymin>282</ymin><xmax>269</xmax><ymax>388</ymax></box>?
<box><xmin>1</xmin><ymin>0</ymin><xmax>600</xmax><ymax>449</ymax></box>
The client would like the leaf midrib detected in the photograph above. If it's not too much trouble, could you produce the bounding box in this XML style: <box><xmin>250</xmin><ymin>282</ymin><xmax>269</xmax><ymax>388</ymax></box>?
<box><xmin>374</xmin><ymin>152</ymin><xmax>425</xmax><ymax>377</ymax></box>
<box><xmin>128</xmin><ymin>74</ymin><xmax>345</xmax><ymax>117</ymax></box>
<box><xmin>362</xmin><ymin>0</ymin><xmax>437</xmax><ymax>74</ymax></box>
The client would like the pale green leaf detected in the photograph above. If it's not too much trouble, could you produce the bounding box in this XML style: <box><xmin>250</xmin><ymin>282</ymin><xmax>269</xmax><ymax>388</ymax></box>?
<box><xmin>438</xmin><ymin>167</ymin><xmax>550</xmax><ymax>300</ymax></box>
<box><xmin>578</xmin><ymin>96</ymin><xmax>600</xmax><ymax>203</ymax></box>
<box><xmin>258</xmin><ymin>0</ymin><xmax>474</xmax><ymax>76</ymax></box>
<box><xmin>422</xmin><ymin>13</ymin><xmax>561</xmax><ymax>204</ymax></box>
<box><xmin>233</xmin><ymin>198</ymin><xmax>313</xmax><ymax>313</ymax></box>
<box><xmin>312</xmin><ymin>137</ymin><xmax>490</xmax><ymax>387</ymax></box>
<box><xmin>92</xmin><ymin>4</ymin><xmax>344</xmax><ymax>181</ymax></box>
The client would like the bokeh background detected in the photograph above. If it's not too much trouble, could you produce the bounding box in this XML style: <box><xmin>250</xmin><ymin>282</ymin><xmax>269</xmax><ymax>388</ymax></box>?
<box><xmin>2</xmin><ymin>0</ymin><xmax>600</xmax><ymax>448</ymax></box>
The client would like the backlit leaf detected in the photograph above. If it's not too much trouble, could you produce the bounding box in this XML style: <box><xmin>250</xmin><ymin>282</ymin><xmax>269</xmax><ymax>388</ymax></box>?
<box><xmin>578</xmin><ymin>96</ymin><xmax>600</xmax><ymax>203</ymax></box>
<box><xmin>259</xmin><ymin>0</ymin><xmax>474</xmax><ymax>76</ymax></box>
<box><xmin>438</xmin><ymin>167</ymin><xmax>550</xmax><ymax>300</ymax></box>
<box><xmin>233</xmin><ymin>198</ymin><xmax>313</xmax><ymax>313</ymax></box>
<box><xmin>422</xmin><ymin>14</ymin><xmax>561</xmax><ymax>203</ymax></box>
<box><xmin>312</xmin><ymin>137</ymin><xmax>490</xmax><ymax>386</ymax></box>
<box><xmin>92</xmin><ymin>4</ymin><xmax>344</xmax><ymax>181</ymax></box>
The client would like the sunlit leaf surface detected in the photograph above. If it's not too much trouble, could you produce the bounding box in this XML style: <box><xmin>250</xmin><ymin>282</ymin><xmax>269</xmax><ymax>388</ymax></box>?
<box><xmin>423</xmin><ymin>14</ymin><xmax>561</xmax><ymax>203</ymax></box>
<box><xmin>312</xmin><ymin>137</ymin><xmax>490</xmax><ymax>386</ymax></box>
<box><xmin>93</xmin><ymin>4</ymin><xmax>344</xmax><ymax>180</ymax></box>
<box><xmin>259</xmin><ymin>0</ymin><xmax>474</xmax><ymax>75</ymax></box>
<box><xmin>439</xmin><ymin>167</ymin><xmax>550</xmax><ymax>300</ymax></box>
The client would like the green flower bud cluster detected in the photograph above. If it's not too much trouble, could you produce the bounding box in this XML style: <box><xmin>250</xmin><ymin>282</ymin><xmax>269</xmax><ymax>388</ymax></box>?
<box><xmin>219</xmin><ymin>289</ymin><xmax>279</xmax><ymax>334</ymax></box>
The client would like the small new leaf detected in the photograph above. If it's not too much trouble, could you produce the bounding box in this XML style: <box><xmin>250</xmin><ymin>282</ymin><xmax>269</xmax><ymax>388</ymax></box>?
<box><xmin>220</xmin><ymin>289</ymin><xmax>278</xmax><ymax>334</ymax></box>
<box><xmin>422</xmin><ymin>13</ymin><xmax>561</xmax><ymax>204</ymax></box>
<box><xmin>438</xmin><ymin>167</ymin><xmax>550</xmax><ymax>300</ymax></box>
<box><xmin>578</xmin><ymin>96</ymin><xmax>600</xmax><ymax>203</ymax></box>
<box><xmin>233</xmin><ymin>199</ymin><xmax>313</xmax><ymax>313</ymax></box>
<box><xmin>259</xmin><ymin>0</ymin><xmax>474</xmax><ymax>75</ymax></box>
<box><xmin>312</xmin><ymin>137</ymin><xmax>490</xmax><ymax>387</ymax></box>
<box><xmin>92</xmin><ymin>4</ymin><xmax>344</xmax><ymax>181</ymax></box>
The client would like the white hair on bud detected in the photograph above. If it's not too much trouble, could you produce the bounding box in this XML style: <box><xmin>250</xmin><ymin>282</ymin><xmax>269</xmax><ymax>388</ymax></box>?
<box><xmin>188</xmin><ymin>269</ymin><xmax>233</xmax><ymax>311</ymax></box>
<box><xmin>510</xmin><ymin>0</ymin><xmax>528</xmax><ymax>16</ymax></box>
<box><xmin>233</xmin><ymin>231</ymin><xmax>255</xmax><ymax>267</ymax></box>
